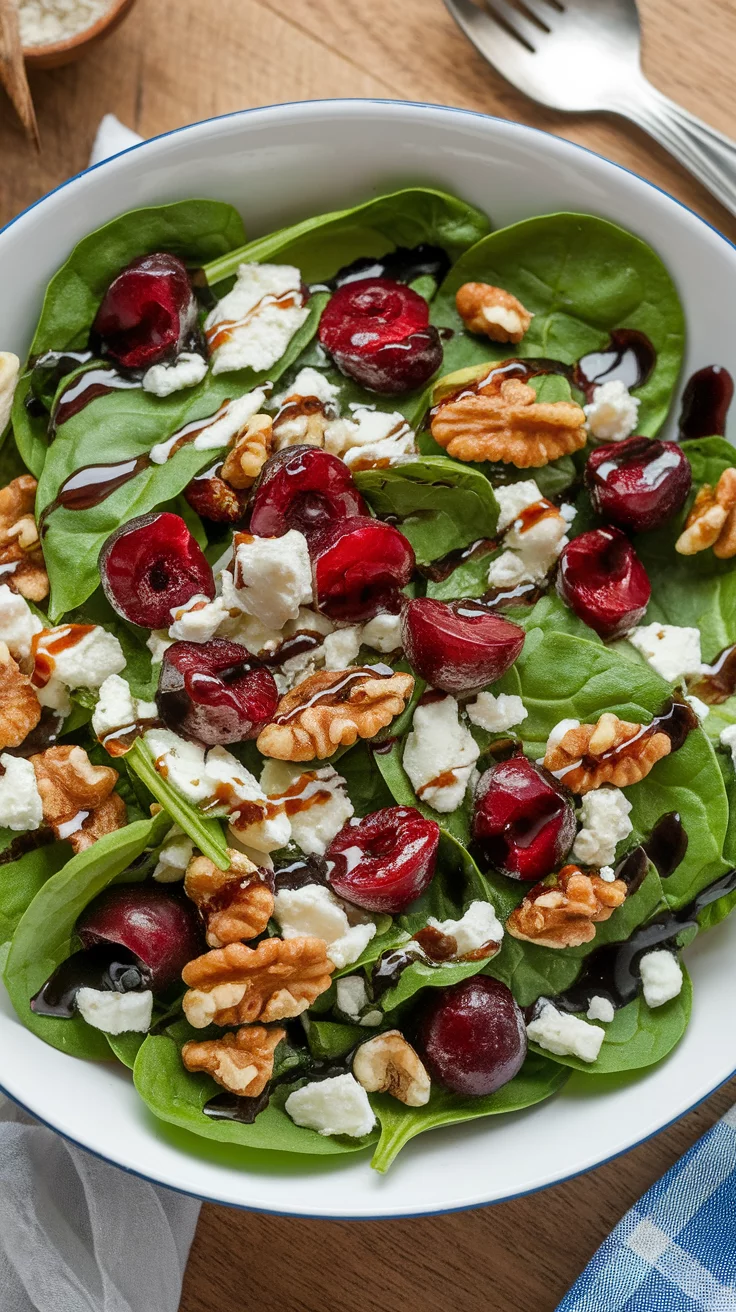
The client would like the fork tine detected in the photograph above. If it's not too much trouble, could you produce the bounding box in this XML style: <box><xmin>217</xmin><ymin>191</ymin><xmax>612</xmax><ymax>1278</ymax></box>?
<box><xmin>484</xmin><ymin>0</ymin><xmax>541</xmax><ymax>49</ymax></box>
<box><xmin>443</xmin><ymin>0</ymin><xmax>535</xmax><ymax>70</ymax></box>
<box><xmin>514</xmin><ymin>0</ymin><xmax>554</xmax><ymax>28</ymax></box>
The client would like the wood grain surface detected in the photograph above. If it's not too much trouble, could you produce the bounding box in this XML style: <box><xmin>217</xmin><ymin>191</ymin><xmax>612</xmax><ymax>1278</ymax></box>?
<box><xmin>1</xmin><ymin>1</ymin><xmax>736</xmax><ymax>1307</ymax></box>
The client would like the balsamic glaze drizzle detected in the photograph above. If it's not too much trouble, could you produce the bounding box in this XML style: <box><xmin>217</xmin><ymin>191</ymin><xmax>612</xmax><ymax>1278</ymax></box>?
<box><xmin>30</xmin><ymin>944</ymin><xmax>152</xmax><ymax>1019</ymax></box>
<box><xmin>679</xmin><ymin>365</ymin><xmax>734</xmax><ymax>441</ymax></box>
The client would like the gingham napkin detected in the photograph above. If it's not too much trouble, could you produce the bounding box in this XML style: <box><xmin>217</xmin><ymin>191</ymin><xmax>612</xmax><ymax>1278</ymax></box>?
<box><xmin>557</xmin><ymin>1104</ymin><xmax>736</xmax><ymax>1311</ymax></box>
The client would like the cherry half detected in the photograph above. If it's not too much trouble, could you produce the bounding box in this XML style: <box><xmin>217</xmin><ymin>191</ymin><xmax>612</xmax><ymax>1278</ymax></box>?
<box><xmin>100</xmin><ymin>511</ymin><xmax>215</xmax><ymax>630</ymax></box>
<box><xmin>472</xmin><ymin>756</ymin><xmax>576</xmax><ymax>881</ymax></box>
<box><xmin>402</xmin><ymin>597</ymin><xmax>525</xmax><ymax>694</ymax></box>
<box><xmin>91</xmin><ymin>252</ymin><xmax>198</xmax><ymax>372</ymax></box>
<box><xmin>249</xmin><ymin>446</ymin><xmax>368</xmax><ymax>539</ymax></box>
<box><xmin>326</xmin><ymin>806</ymin><xmax>440</xmax><ymax>913</ymax></box>
<box><xmin>157</xmin><ymin>639</ymin><xmax>278</xmax><ymax>745</ymax></box>
<box><xmin>585</xmin><ymin>436</ymin><xmax>692</xmax><ymax>533</ymax></box>
<box><xmin>310</xmin><ymin>515</ymin><xmax>415</xmax><ymax>621</ymax></box>
<box><xmin>77</xmin><ymin>884</ymin><xmax>203</xmax><ymax>994</ymax></box>
<box><xmin>557</xmin><ymin>527</ymin><xmax>651</xmax><ymax>640</ymax></box>
<box><xmin>416</xmin><ymin>975</ymin><xmax>527</xmax><ymax>1096</ymax></box>
<box><xmin>318</xmin><ymin>278</ymin><xmax>443</xmax><ymax>394</ymax></box>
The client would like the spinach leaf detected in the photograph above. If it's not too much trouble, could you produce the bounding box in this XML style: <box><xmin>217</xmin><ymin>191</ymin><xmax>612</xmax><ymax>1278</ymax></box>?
<box><xmin>370</xmin><ymin>1051</ymin><xmax>569</xmax><ymax>1173</ymax></box>
<box><xmin>335</xmin><ymin>742</ymin><xmax>395</xmax><ymax>817</ymax></box>
<box><xmin>305</xmin><ymin>1018</ymin><xmax>364</xmax><ymax>1061</ymax></box>
<box><xmin>3</xmin><ymin>811</ymin><xmax>170</xmax><ymax>1059</ymax></box>
<box><xmin>106</xmin><ymin>1031</ymin><xmax>147</xmax><ymax>1069</ymax></box>
<box><xmin>354</xmin><ymin>457</ymin><xmax>499</xmax><ymax>566</ymax></box>
<box><xmin>431</xmin><ymin>213</ymin><xmax>684</xmax><ymax>435</ymax></box>
<box><xmin>698</xmin><ymin>756</ymin><xmax>736</xmax><ymax>931</ymax></box>
<box><xmin>0</xmin><ymin>841</ymin><xmax>70</xmax><ymax>943</ymax></box>
<box><xmin>127</xmin><ymin>740</ymin><xmax>230</xmax><ymax>870</ymax></box>
<box><xmin>425</xmin><ymin>541</ymin><xmax>497</xmax><ymax>601</ymax></box>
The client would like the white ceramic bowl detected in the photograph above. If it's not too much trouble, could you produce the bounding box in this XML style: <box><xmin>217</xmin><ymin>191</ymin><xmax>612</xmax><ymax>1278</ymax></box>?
<box><xmin>1</xmin><ymin>100</ymin><xmax>735</xmax><ymax>1218</ymax></box>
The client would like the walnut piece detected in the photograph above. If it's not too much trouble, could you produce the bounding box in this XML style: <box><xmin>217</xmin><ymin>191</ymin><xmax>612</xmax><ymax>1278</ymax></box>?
<box><xmin>0</xmin><ymin>641</ymin><xmax>41</xmax><ymax>750</ymax></box>
<box><xmin>182</xmin><ymin>936</ymin><xmax>334</xmax><ymax>1027</ymax></box>
<box><xmin>353</xmin><ymin>1030</ymin><xmax>431</xmax><ymax>1106</ymax></box>
<box><xmin>506</xmin><ymin>864</ymin><xmax>628</xmax><ymax>948</ymax></box>
<box><xmin>431</xmin><ymin>376</ymin><xmax>586</xmax><ymax>468</ymax></box>
<box><xmin>455</xmin><ymin>282</ymin><xmax>533</xmax><ymax>344</ymax></box>
<box><xmin>676</xmin><ymin>468</ymin><xmax>736</xmax><ymax>559</ymax></box>
<box><xmin>182</xmin><ymin>1024</ymin><xmax>285</xmax><ymax>1096</ymax></box>
<box><xmin>30</xmin><ymin>744</ymin><xmax>122</xmax><ymax>849</ymax></box>
<box><xmin>0</xmin><ymin>475</ymin><xmax>48</xmax><ymax>601</ymax></box>
<box><xmin>220</xmin><ymin>414</ymin><xmax>273</xmax><ymax>489</ymax></box>
<box><xmin>185</xmin><ymin>848</ymin><xmax>275</xmax><ymax>947</ymax></box>
<box><xmin>543</xmin><ymin>711</ymin><xmax>671</xmax><ymax>793</ymax></box>
<box><xmin>256</xmin><ymin>666</ymin><xmax>415</xmax><ymax>762</ymax></box>
<box><xmin>69</xmin><ymin>792</ymin><xmax>127</xmax><ymax>853</ymax></box>
<box><xmin>273</xmin><ymin>396</ymin><xmax>329</xmax><ymax>450</ymax></box>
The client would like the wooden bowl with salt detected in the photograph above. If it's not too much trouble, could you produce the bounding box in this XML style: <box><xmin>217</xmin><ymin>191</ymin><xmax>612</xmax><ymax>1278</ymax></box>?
<box><xmin>23</xmin><ymin>0</ymin><xmax>137</xmax><ymax>70</ymax></box>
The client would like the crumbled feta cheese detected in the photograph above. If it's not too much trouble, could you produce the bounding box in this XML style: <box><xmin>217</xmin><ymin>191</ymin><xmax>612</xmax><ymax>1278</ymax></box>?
<box><xmin>336</xmin><ymin>974</ymin><xmax>369</xmax><ymax>1020</ymax></box>
<box><xmin>639</xmin><ymin>950</ymin><xmax>683</xmax><ymax>1008</ymax></box>
<box><xmin>147</xmin><ymin>630</ymin><xmax>173</xmax><ymax>663</ymax></box>
<box><xmin>285</xmin><ymin>1073</ymin><xmax>376</xmax><ymax>1138</ymax></box>
<box><xmin>527</xmin><ymin>1000</ymin><xmax>605</xmax><ymax>1063</ymax></box>
<box><xmin>0</xmin><ymin>584</ymin><xmax>42</xmax><ymax>661</ymax></box>
<box><xmin>599</xmin><ymin>865</ymin><xmax>616</xmax><ymax>883</ymax></box>
<box><xmin>222</xmin><ymin>529</ymin><xmax>313</xmax><ymax>629</ymax></box>
<box><xmin>261</xmin><ymin>760</ymin><xmax>354</xmax><ymax>855</ymax></box>
<box><xmin>685</xmin><ymin>693</ymin><xmax>709</xmax><ymax>722</ymax></box>
<box><xmin>361</xmin><ymin>612</ymin><xmax>403</xmax><ymax>653</ymax></box>
<box><xmin>149</xmin><ymin>388</ymin><xmax>268</xmax><ymax>464</ymax></box>
<box><xmin>153</xmin><ymin>826</ymin><xmax>195</xmax><ymax>882</ymax></box>
<box><xmin>273</xmin><ymin>884</ymin><xmax>376</xmax><ymax>969</ymax></box>
<box><xmin>628</xmin><ymin>623</ymin><xmax>704</xmax><ymax>684</ymax></box>
<box><xmin>403</xmin><ymin>695</ymin><xmax>480</xmax><ymax>813</ymax></box>
<box><xmin>720</xmin><ymin>724</ymin><xmax>736</xmax><ymax>766</ymax></box>
<box><xmin>205</xmin><ymin>263</ymin><xmax>310</xmax><ymax>375</ymax></box>
<box><xmin>466</xmin><ymin>692</ymin><xmax>528</xmax><ymax>733</ymax></box>
<box><xmin>39</xmin><ymin>624</ymin><xmax>126</xmax><ymax>692</ymax></box>
<box><xmin>427</xmin><ymin>900</ymin><xmax>504</xmax><ymax>956</ymax></box>
<box><xmin>323</xmin><ymin>626</ymin><xmax>362</xmax><ymax>670</ymax></box>
<box><xmin>546</xmin><ymin>718</ymin><xmax>581</xmax><ymax>753</ymax></box>
<box><xmin>142</xmin><ymin>352</ymin><xmax>208</xmax><ymax>397</ymax></box>
<box><xmin>487</xmin><ymin>549</ymin><xmax>533</xmax><ymax>589</ymax></box>
<box><xmin>36</xmin><ymin>676</ymin><xmax>71</xmax><ymax>717</ymax></box>
<box><xmin>325</xmin><ymin>407</ymin><xmax>417</xmax><ymax>467</ymax></box>
<box><xmin>144</xmin><ymin>729</ymin><xmax>211</xmax><ymax>803</ymax></box>
<box><xmin>0</xmin><ymin>351</ymin><xmax>20</xmax><ymax>434</ymax></box>
<box><xmin>494</xmin><ymin>479</ymin><xmax>543</xmax><ymax>533</ymax></box>
<box><xmin>168</xmin><ymin>594</ymin><xmax>227</xmax><ymax>643</ymax></box>
<box><xmin>92</xmin><ymin>674</ymin><xmax>157</xmax><ymax>745</ymax></box>
<box><xmin>505</xmin><ymin>505</ymin><xmax>570</xmax><ymax>580</ymax></box>
<box><xmin>584</xmin><ymin>380</ymin><xmax>640</xmax><ymax>442</ymax></box>
<box><xmin>342</xmin><ymin>432</ymin><xmax>417</xmax><ymax>469</ymax></box>
<box><xmin>76</xmin><ymin>988</ymin><xmax>153</xmax><ymax>1034</ymax></box>
<box><xmin>274</xmin><ymin>367</ymin><xmax>340</xmax><ymax>410</ymax></box>
<box><xmin>216</xmin><ymin>611</ymin><xmax>283</xmax><ymax>657</ymax></box>
<box><xmin>572</xmin><ymin>786</ymin><xmax>633</xmax><ymax>867</ymax></box>
<box><xmin>0</xmin><ymin>753</ymin><xmax>43</xmax><ymax>830</ymax></box>
<box><xmin>204</xmin><ymin>746</ymin><xmax>290</xmax><ymax>853</ymax></box>
<box><xmin>587</xmin><ymin>995</ymin><xmax>615</xmax><ymax>1023</ymax></box>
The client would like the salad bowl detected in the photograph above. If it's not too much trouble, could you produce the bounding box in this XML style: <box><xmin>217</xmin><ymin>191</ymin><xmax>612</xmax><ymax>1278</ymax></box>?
<box><xmin>0</xmin><ymin>99</ymin><xmax>735</xmax><ymax>1219</ymax></box>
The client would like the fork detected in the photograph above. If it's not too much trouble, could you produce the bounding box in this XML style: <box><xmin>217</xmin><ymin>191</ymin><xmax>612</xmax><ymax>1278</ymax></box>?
<box><xmin>443</xmin><ymin>0</ymin><xmax>736</xmax><ymax>218</ymax></box>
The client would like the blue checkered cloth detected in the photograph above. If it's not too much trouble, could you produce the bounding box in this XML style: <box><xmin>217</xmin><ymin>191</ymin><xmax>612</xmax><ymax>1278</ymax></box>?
<box><xmin>557</xmin><ymin>1105</ymin><xmax>736</xmax><ymax>1311</ymax></box>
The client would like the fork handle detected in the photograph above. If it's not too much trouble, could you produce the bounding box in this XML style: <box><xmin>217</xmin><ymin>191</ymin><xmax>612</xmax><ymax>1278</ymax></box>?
<box><xmin>624</xmin><ymin>84</ymin><xmax>736</xmax><ymax>218</ymax></box>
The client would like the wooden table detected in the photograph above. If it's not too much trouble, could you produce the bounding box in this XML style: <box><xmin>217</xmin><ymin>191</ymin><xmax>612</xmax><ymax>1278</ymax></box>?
<box><xmin>2</xmin><ymin>0</ymin><xmax>736</xmax><ymax>1306</ymax></box>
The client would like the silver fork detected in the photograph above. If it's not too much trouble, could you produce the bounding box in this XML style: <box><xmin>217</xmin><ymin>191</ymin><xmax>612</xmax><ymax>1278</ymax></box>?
<box><xmin>444</xmin><ymin>0</ymin><xmax>736</xmax><ymax>217</ymax></box>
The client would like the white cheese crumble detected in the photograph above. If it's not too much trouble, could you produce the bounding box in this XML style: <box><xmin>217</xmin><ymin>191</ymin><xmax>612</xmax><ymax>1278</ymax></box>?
<box><xmin>168</xmin><ymin>594</ymin><xmax>227</xmax><ymax>643</ymax></box>
<box><xmin>274</xmin><ymin>367</ymin><xmax>340</xmax><ymax>410</ymax></box>
<box><xmin>403</xmin><ymin>695</ymin><xmax>480</xmax><ymax>813</ymax></box>
<box><xmin>76</xmin><ymin>988</ymin><xmax>153</xmax><ymax>1035</ymax></box>
<box><xmin>427</xmin><ymin>900</ymin><xmax>504</xmax><ymax>956</ymax></box>
<box><xmin>323</xmin><ymin>626</ymin><xmax>362</xmax><ymax>670</ymax></box>
<box><xmin>205</xmin><ymin>263</ymin><xmax>310</xmax><ymax>376</ymax></box>
<box><xmin>34</xmin><ymin>624</ymin><xmax>126</xmax><ymax>717</ymax></box>
<box><xmin>486</xmin><ymin>549</ymin><xmax>533</xmax><ymax>589</ymax></box>
<box><xmin>527</xmin><ymin>1000</ymin><xmax>605</xmax><ymax>1063</ymax></box>
<box><xmin>285</xmin><ymin>1073</ymin><xmax>376</xmax><ymax>1138</ymax></box>
<box><xmin>584</xmin><ymin>380</ymin><xmax>640</xmax><ymax>442</ymax></box>
<box><xmin>153</xmin><ymin>826</ymin><xmax>195</xmax><ymax>882</ymax></box>
<box><xmin>466</xmin><ymin>692</ymin><xmax>528</xmax><ymax>733</ymax></box>
<box><xmin>144</xmin><ymin>728</ymin><xmax>212</xmax><ymax>803</ymax></box>
<box><xmin>222</xmin><ymin>529</ymin><xmax>313</xmax><ymax>630</ymax></box>
<box><xmin>0</xmin><ymin>352</ymin><xmax>20</xmax><ymax>434</ymax></box>
<box><xmin>628</xmin><ymin>623</ymin><xmax>704</xmax><ymax>684</ymax></box>
<box><xmin>361</xmin><ymin>612</ymin><xmax>403</xmax><ymax>653</ymax></box>
<box><xmin>587</xmin><ymin>995</ymin><xmax>615</xmax><ymax>1023</ymax></box>
<box><xmin>599</xmin><ymin>865</ymin><xmax>616</xmax><ymax>883</ymax></box>
<box><xmin>260</xmin><ymin>760</ymin><xmax>354</xmax><ymax>856</ymax></box>
<box><xmin>91</xmin><ymin>674</ymin><xmax>157</xmax><ymax>745</ymax></box>
<box><xmin>0</xmin><ymin>753</ymin><xmax>43</xmax><ymax>830</ymax></box>
<box><xmin>147</xmin><ymin>630</ymin><xmax>173</xmax><ymax>663</ymax></box>
<box><xmin>149</xmin><ymin>388</ymin><xmax>268</xmax><ymax>464</ymax></box>
<box><xmin>141</xmin><ymin>352</ymin><xmax>208</xmax><ymax>398</ymax></box>
<box><xmin>639</xmin><ymin>950</ymin><xmax>683</xmax><ymax>1008</ymax></box>
<box><xmin>685</xmin><ymin>693</ymin><xmax>709</xmax><ymax>722</ymax></box>
<box><xmin>487</xmin><ymin>483</ymin><xmax>573</xmax><ymax>588</ymax></box>
<box><xmin>0</xmin><ymin>584</ymin><xmax>42</xmax><ymax>662</ymax></box>
<box><xmin>572</xmin><ymin>787</ymin><xmax>633</xmax><ymax>867</ymax></box>
<box><xmin>336</xmin><ymin>975</ymin><xmax>369</xmax><ymax>1019</ymax></box>
<box><xmin>272</xmin><ymin>884</ymin><xmax>376</xmax><ymax>969</ymax></box>
<box><xmin>494</xmin><ymin>479</ymin><xmax>544</xmax><ymax>533</ymax></box>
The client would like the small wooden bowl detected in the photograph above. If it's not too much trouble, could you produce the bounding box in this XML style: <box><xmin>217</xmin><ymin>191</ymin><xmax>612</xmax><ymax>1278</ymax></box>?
<box><xmin>23</xmin><ymin>0</ymin><xmax>137</xmax><ymax>70</ymax></box>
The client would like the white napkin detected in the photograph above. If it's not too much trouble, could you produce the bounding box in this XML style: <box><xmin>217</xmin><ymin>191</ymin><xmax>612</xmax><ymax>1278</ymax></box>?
<box><xmin>89</xmin><ymin>113</ymin><xmax>143</xmax><ymax>166</ymax></box>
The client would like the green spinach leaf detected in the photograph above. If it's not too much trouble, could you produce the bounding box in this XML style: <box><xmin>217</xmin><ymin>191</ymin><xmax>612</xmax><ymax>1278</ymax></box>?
<box><xmin>354</xmin><ymin>457</ymin><xmax>499</xmax><ymax>566</ymax></box>
<box><xmin>0</xmin><ymin>841</ymin><xmax>70</xmax><ymax>943</ymax></box>
<box><xmin>127</xmin><ymin>740</ymin><xmax>230</xmax><ymax>870</ymax></box>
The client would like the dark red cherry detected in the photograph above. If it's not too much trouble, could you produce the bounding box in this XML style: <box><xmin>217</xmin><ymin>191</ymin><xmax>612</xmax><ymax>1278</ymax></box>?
<box><xmin>157</xmin><ymin>639</ymin><xmax>278</xmax><ymax>745</ymax></box>
<box><xmin>557</xmin><ymin>526</ymin><xmax>651</xmax><ymax>640</ymax></box>
<box><xmin>77</xmin><ymin>885</ymin><xmax>203</xmax><ymax>993</ymax></box>
<box><xmin>100</xmin><ymin>511</ymin><xmax>215</xmax><ymax>630</ymax></box>
<box><xmin>249</xmin><ymin>446</ymin><xmax>368</xmax><ymax>539</ymax></box>
<box><xmin>184</xmin><ymin>463</ymin><xmax>248</xmax><ymax>524</ymax></box>
<box><xmin>585</xmin><ymin>436</ymin><xmax>692</xmax><ymax>533</ymax></box>
<box><xmin>326</xmin><ymin>806</ymin><xmax>440</xmax><ymax>913</ymax></box>
<box><xmin>310</xmin><ymin>515</ymin><xmax>415</xmax><ymax>621</ymax></box>
<box><xmin>402</xmin><ymin>597</ymin><xmax>524</xmax><ymax>694</ymax></box>
<box><xmin>472</xmin><ymin>756</ymin><xmax>576</xmax><ymax>880</ymax></box>
<box><xmin>416</xmin><ymin>976</ymin><xmax>527</xmax><ymax>1096</ymax></box>
<box><xmin>318</xmin><ymin>278</ymin><xmax>443</xmax><ymax>394</ymax></box>
<box><xmin>91</xmin><ymin>252</ymin><xmax>198</xmax><ymax>371</ymax></box>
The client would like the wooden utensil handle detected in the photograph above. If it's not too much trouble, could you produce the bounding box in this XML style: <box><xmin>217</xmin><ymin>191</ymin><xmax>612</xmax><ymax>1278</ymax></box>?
<box><xmin>0</xmin><ymin>0</ymin><xmax>40</xmax><ymax>148</ymax></box>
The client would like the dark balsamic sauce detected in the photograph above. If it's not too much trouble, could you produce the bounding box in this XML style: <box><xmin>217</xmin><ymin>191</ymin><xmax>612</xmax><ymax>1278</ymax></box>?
<box><xmin>203</xmin><ymin>1089</ymin><xmax>271</xmax><ymax>1124</ymax></box>
<box><xmin>30</xmin><ymin>944</ymin><xmax>152</xmax><ymax>1019</ymax></box>
<box><xmin>688</xmin><ymin>643</ymin><xmax>736</xmax><ymax>705</ymax></box>
<box><xmin>0</xmin><ymin>826</ymin><xmax>56</xmax><ymax>867</ymax></box>
<box><xmin>273</xmin><ymin>855</ymin><xmax>329</xmax><ymax>891</ymax></box>
<box><xmin>419</xmin><ymin>537</ymin><xmax>497</xmax><ymax>584</ymax></box>
<box><xmin>679</xmin><ymin>365</ymin><xmax>734</xmax><ymax>440</ymax></box>
<box><xmin>371</xmin><ymin>943</ymin><xmax>430</xmax><ymax>997</ymax></box>
<box><xmin>614</xmin><ymin>845</ymin><xmax>650</xmax><ymax>896</ymax></box>
<box><xmin>573</xmin><ymin>329</ymin><xmax>656</xmax><ymax>400</ymax></box>
<box><xmin>312</xmin><ymin>243</ymin><xmax>451</xmax><ymax>293</ymax></box>
<box><xmin>483</xmin><ymin>579</ymin><xmax>547</xmax><ymax>610</ymax></box>
<box><xmin>643</xmin><ymin>813</ymin><xmax>688</xmax><ymax>879</ymax></box>
<box><xmin>51</xmin><ymin>366</ymin><xmax>142</xmax><ymax>429</ymax></box>
<box><xmin>6</xmin><ymin>708</ymin><xmax>64</xmax><ymax>758</ymax></box>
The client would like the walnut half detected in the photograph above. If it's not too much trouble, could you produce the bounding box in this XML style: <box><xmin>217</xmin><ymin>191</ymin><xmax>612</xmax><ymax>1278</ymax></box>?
<box><xmin>184</xmin><ymin>848</ymin><xmax>275</xmax><ymax>947</ymax></box>
<box><xmin>430</xmin><ymin>376</ymin><xmax>586</xmax><ymax>468</ymax></box>
<box><xmin>182</xmin><ymin>936</ymin><xmax>334</xmax><ymax>1027</ymax></box>
<box><xmin>676</xmin><ymin>467</ymin><xmax>736</xmax><ymax>559</ymax></box>
<box><xmin>220</xmin><ymin>414</ymin><xmax>273</xmax><ymax>489</ymax></box>
<box><xmin>0</xmin><ymin>475</ymin><xmax>49</xmax><ymax>601</ymax></box>
<box><xmin>256</xmin><ymin>666</ymin><xmax>414</xmax><ymax>762</ymax></box>
<box><xmin>455</xmin><ymin>282</ymin><xmax>533</xmax><ymax>344</ymax></box>
<box><xmin>353</xmin><ymin>1031</ymin><xmax>431</xmax><ymax>1106</ymax></box>
<box><xmin>506</xmin><ymin>864</ymin><xmax>627</xmax><ymax>949</ymax></box>
<box><xmin>543</xmin><ymin>711</ymin><xmax>671</xmax><ymax>794</ymax></box>
<box><xmin>30</xmin><ymin>744</ymin><xmax>125</xmax><ymax>852</ymax></box>
<box><xmin>182</xmin><ymin>1025</ymin><xmax>285</xmax><ymax>1096</ymax></box>
<box><xmin>0</xmin><ymin>640</ymin><xmax>41</xmax><ymax>750</ymax></box>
